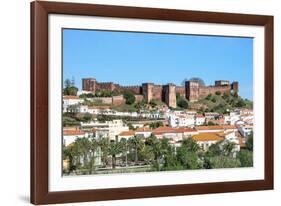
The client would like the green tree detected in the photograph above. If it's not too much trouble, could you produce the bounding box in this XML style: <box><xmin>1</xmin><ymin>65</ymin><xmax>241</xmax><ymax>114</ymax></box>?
<box><xmin>205</xmin><ymin>141</ymin><xmax>222</xmax><ymax>157</ymax></box>
<box><xmin>148</xmin><ymin>121</ymin><xmax>164</xmax><ymax>129</ymax></box>
<box><xmin>222</xmin><ymin>141</ymin><xmax>236</xmax><ymax>157</ymax></box>
<box><xmin>181</xmin><ymin>138</ymin><xmax>200</xmax><ymax>153</ymax></box>
<box><xmin>215</xmin><ymin>91</ymin><xmax>221</xmax><ymax>96</ymax></box>
<box><xmin>108</xmin><ymin>140</ymin><xmax>123</xmax><ymax>169</ymax></box>
<box><xmin>128</xmin><ymin>136</ymin><xmax>144</xmax><ymax>164</ymax></box>
<box><xmin>82</xmin><ymin>112</ymin><xmax>92</xmax><ymax>122</ymax></box>
<box><xmin>177</xmin><ymin>97</ymin><xmax>189</xmax><ymax>109</ymax></box>
<box><xmin>205</xmin><ymin>94</ymin><xmax>212</xmax><ymax>100</ymax></box>
<box><xmin>123</xmin><ymin>92</ymin><xmax>135</xmax><ymax>105</ymax></box>
<box><xmin>235</xmin><ymin>99</ymin><xmax>246</xmax><ymax>107</ymax></box>
<box><xmin>145</xmin><ymin>135</ymin><xmax>168</xmax><ymax>171</ymax></box>
<box><xmin>176</xmin><ymin>147</ymin><xmax>201</xmax><ymax>169</ymax></box>
<box><xmin>75</xmin><ymin>137</ymin><xmax>91</xmax><ymax>168</ymax></box>
<box><xmin>175</xmin><ymin>138</ymin><xmax>202</xmax><ymax>169</ymax></box>
<box><xmin>98</xmin><ymin>138</ymin><xmax>110</xmax><ymax>167</ymax></box>
<box><xmin>246</xmin><ymin>132</ymin><xmax>253</xmax><ymax>151</ymax></box>
<box><xmin>237</xmin><ymin>149</ymin><xmax>253</xmax><ymax>167</ymax></box>
<box><xmin>88</xmin><ymin>139</ymin><xmax>99</xmax><ymax>174</ymax></box>
<box><xmin>63</xmin><ymin>143</ymin><xmax>80</xmax><ymax>174</ymax></box>
<box><xmin>64</xmin><ymin>86</ymin><xmax>78</xmax><ymax>96</ymax></box>
<box><xmin>208</xmin><ymin>156</ymin><xmax>241</xmax><ymax>168</ymax></box>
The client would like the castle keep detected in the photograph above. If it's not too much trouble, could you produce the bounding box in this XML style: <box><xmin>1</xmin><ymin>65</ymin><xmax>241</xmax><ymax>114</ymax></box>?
<box><xmin>82</xmin><ymin>78</ymin><xmax>239</xmax><ymax>108</ymax></box>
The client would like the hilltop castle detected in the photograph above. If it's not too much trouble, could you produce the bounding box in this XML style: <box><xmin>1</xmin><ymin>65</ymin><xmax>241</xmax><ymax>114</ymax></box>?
<box><xmin>82</xmin><ymin>78</ymin><xmax>238</xmax><ymax>108</ymax></box>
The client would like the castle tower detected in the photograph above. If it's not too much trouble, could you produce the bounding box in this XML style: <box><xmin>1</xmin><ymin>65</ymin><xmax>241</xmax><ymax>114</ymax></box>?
<box><xmin>163</xmin><ymin>84</ymin><xmax>176</xmax><ymax>108</ymax></box>
<box><xmin>185</xmin><ymin>81</ymin><xmax>199</xmax><ymax>102</ymax></box>
<box><xmin>82</xmin><ymin>78</ymin><xmax>96</xmax><ymax>93</ymax></box>
<box><xmin>231</xmin><ymin>81</ymin><xmax>239</xmax><ymax>93</ymax></box>
<box><xmin>142</xmin><ymin>83</ymin><xmax>154</xmax><ymax>103</ymax></box>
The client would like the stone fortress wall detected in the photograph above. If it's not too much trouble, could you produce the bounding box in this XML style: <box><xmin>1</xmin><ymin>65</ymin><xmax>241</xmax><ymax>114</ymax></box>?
<box><xmin>82</xmin><ymin>78</ymin><xmax>239</xmax><ymax>108</ymax></box>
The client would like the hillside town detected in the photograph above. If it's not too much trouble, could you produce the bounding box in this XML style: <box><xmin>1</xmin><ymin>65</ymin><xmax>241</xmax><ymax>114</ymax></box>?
<box><xmin>63</xmin><ymin>78</ymin><xmax>254</xmax><ymax>175</ymax></box>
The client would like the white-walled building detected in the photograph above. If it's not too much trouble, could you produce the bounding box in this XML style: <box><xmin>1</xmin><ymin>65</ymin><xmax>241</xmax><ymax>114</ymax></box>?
<box><xmin>63</xmin><ymin>127</ymin><xmax>89</xmax><ymax>146</ymax></box>
<box><xmin>82</xmin><ymin>120</ymin><xmax>129</xmax><ymax>140</ymax></box>
<box><xmin>238</xmin><ymin>124</ymin><xmax>253</xmax><ymax>137</ymax></box>
<box><xmin>195</xmin><ymin>114</ymin><xmax>205</xmax><ymax>125</ymax></box>
<box><xmin>63</xmin><ymin>96</ymin><xmax>83</xmax><ymax>113</ymax></box>
<box><xmin>168</xmin><ymin>115</ymin><xmax>195</xmax><ymax>128</ymax></box>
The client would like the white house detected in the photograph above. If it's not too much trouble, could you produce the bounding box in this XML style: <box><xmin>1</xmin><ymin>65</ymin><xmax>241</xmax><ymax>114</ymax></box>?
<box><xmin>63</xmin><ymin>96</ymin><xmax>83</xmax><ymax>112</ymax></box>
<box><xmin>195</xmin><ymin>114</ymin><xmax>205</xmax><ymax>125</ymax></box>
<box><xmin>192</xmin><ymin>133</ymin><xmax>224</xmax><ymax>151</ymax></box>
<box><xmin>238</xmin><ymin>124</ymin><xmax>253</xmax><ymax>137</ymax></box>
<box><xmin>153</xmin><ymin>126</ymin><xmax>198</xmax><ymax>142</ymax></box>
<box><xmin>63</xmin><ymin>127</ymin><xmax>89</xmax><ymax>146</ymax></box>
<box><xmin>82</xmin><ymin>120</ymin><xmax>129</xmax><ymax>140</ymax></box>
<box><xmin>168</xmin><ymin>114</ymin><xmax>195</xmax><ymax>128</ymax></box>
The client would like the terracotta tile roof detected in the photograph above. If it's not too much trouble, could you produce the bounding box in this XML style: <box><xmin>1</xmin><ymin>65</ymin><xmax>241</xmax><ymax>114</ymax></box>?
<box><xmin>222</xmin><ymin>125</ymin><xmax>237</xmax><ymax>129</ymax></box>
<box><xmin>195</xmin><ymin>126</ymin><xmax>223</xmax><ymax>130</ymax></box>
<box><xmin>153</xmin><ymin>126</ymin><xmax>197</xmax><ymax>135</ymax></box>
<box><xmin>135</xmin><ymin>127</ymin><xmax>152</xmax><ymax>132</ymax></box>
<box><xmin>176</xmin><ymin>128</ymin><xmax>197</xmax><ymax>133</ymax></box>
<box><xmin>63</xmin><ymin>95</ymin><xmax>80</xmax><ymax>100</ymax></box>
<box><xmin>192</xmin><ymin>133</ymin><xmax>224</xmax><ymax>142</ymax></box>
<box><xmin>63</xmin><ymin>126</ymin><xmax>80</xmax><ymax>131</ymax></box>
<box><xmin>63</xmin><ymin>130</ymin><xmax>85</xmax><ymax>136</ymax></box>
<box><xmin>119</xmin><ymin>130</ymin><xmax>135</xmax><ymax>136</ymax></box>
<box><xmin>217</xmin><ymin>131</ymin><xmax>234</xmax><ymax>137</ymax></box>
<box><xmin>195</xmin><ymin>125</ymin><xmax>236</xmax><ymax>130</ymax></box>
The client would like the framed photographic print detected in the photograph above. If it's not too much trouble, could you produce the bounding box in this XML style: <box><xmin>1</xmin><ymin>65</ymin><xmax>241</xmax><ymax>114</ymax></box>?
<box><xmin>30</xmin><ymin>1</ymin><xmax>274</xmax><ymax>204</ymax></box>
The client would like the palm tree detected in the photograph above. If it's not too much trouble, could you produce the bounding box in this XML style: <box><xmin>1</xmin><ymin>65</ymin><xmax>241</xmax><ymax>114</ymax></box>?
<box><xmin>128</xmin><ymin>136</ymin><xmax>143</xmax><ymax>164</ymax></box>
<box><xmin>75</xmin><ymin>137</ymin><xmax>91</xmax><ymax>168</ymax></box>
<box><xmin>145</xmin><ymin>135</ymin><xmax>169</xmax><ymax>170</ymax></box>
<box><xmin>108</xmin><ymin>140</ymin><xmax>123</xmax><ymax>169</ymax></box>
<box><xmin>63</xmin><ymin>143</ymin><xmax>79</xmax><ymax>174</ymax></box>
<box><xmin>119</xmin><ymin>138</ymin><xmax>128</xmax><ymax>167</ymax></box>
<box><xmin>88</xmin><ymin>138</ymin><xmax>98</xmax><ymax>174</ymax></box>
<box><xmin>98</xmin><ymin>137</ymin><xmax>110</xmax><ymax>167</ymax></box>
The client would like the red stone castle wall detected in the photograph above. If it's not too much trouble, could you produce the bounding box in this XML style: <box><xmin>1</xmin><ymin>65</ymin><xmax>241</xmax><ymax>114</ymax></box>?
<box><xmin>198</xmin><ymin>85</ymin><xmax>231</xmax><ymax>98</ymax></box>
<box><xmin>176</xmin><ymin>86</ymin><xmax>185</xmax><ymax>97</ymax></box>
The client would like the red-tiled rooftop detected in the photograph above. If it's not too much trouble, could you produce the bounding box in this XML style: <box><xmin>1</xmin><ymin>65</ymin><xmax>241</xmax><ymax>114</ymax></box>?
<box><xmin>63</xmin><ymin>130</ymin><xmax>85</xmax><ymax>136</ymax></box>
<box><xmin>63</xmin><ymin>95</ymin><xmax>80</xmax><ymax>100</ymax></box>
<box><xmin>119</xmin><ymin>130</ymin><xmax>135</xmax><ymax>136</ymax></box>
<box><xmin>192</xmin><ymin>133</ymin><xmax>224</xmax><ymax>142</ymax></box>
<box><xmin>135</xmin><ymin>127</ymin><xmax>152</xmax><ymax>132</ymax></box>
<box><xmin>195</xmin><ymin>125</ymin><xmax>236</xmax><ymax>130</ymax></box>
<box><xmin>153</xmin><ymin>126</ymin><xmax>197</xmax><ymax>135</ymax></box>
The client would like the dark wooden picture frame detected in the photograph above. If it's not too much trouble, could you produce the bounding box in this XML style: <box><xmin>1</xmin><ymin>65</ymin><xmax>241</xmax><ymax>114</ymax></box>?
<box><xmin>31</xmin><ymin>1</ymin><xmax>274</xmax><ymax>204</ymax></box>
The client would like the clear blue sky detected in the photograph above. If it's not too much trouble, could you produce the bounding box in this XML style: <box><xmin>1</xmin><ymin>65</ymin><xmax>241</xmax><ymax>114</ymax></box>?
<box><xmin>63</xmin><ymin>29</ymin><xmax>253</xmax><ymax>100</ymax></box>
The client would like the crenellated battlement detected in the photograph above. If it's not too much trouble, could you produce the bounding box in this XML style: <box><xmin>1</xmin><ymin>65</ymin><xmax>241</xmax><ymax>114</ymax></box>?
<box><xmin>82</xmin><ymin>78</ymin><xmax>239</xmax><ymax>106</ymax></box>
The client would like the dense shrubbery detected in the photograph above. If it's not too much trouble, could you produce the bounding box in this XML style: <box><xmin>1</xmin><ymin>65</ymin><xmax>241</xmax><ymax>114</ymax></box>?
<box><xmin>190</xmin><ymin>92</ymin><xmax>253</xmax><ymax>113</ymax></box>
<box><xmin>63</xmin><ymin>133</ymin><xmax>253</xmax><ymax>175</ymax></box>
<box><xmin>63</xmin><ymin>112</ymin><xmax>93</xmax><ymax>126</ymax></box>
<box><xmin>123</xmin><ymin>91</ymin><xmax>136</xmax><ymax>105</ymax></box>
<box><xmin>176</xmin><ymin>93</ymin><xmax>189</xmax><ymax>109</ymax></box>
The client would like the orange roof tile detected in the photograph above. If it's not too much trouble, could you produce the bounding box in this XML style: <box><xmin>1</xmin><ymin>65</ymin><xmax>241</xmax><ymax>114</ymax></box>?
<box><xmin>63</xmin><ymin>130</ymin><xmax>85</xmax><ymax>136</ymax></box>
<box><xmin>222</xmin><ymin>125</ymin><xmax>237</xmax><ymax>129</ymax></box>
<box><xmin>192</xmin><ymin>133</ymin><xmax>224</xmax><ymax>142</ymax></box>
<box><xmin>119</xmin><ymin>130</ymin><xmax>135</xmax><ymax>136</ymax></box>
<box><xmin>63</xmin><ymin>95</ymin><xmax>80</xmax><ymax>100</ymax></box>
<box><xmin>195</xmin><ymin>126</ymin><xmax>223</xmax><ymax>130</ymax></box>
<box><xmin>135</xmin><ymin>127</ymin><xmax>152</xmax><ymax>132</ymax></box>
<box><xmin>153</xmin><ymin>126</ymin><xmax>197</xmax><ymax>135</ymax></box>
